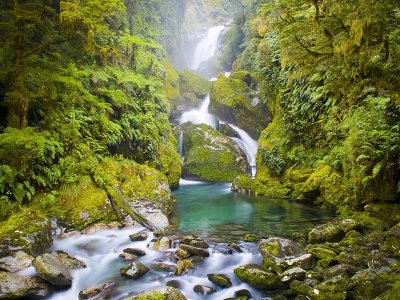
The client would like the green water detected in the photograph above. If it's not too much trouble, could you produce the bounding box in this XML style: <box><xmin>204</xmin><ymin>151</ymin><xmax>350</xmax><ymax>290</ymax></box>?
<box><xmin>171</xmin><ymin>181</ymin><xmax>335</xmax><ymax>241</ymax></box>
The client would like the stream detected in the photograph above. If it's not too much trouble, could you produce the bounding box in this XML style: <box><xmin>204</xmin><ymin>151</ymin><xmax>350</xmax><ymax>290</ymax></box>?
<box><xmin>30</xmin><ymin>25</ymin><xmax>335</xmax><ymax>300</ymax></box>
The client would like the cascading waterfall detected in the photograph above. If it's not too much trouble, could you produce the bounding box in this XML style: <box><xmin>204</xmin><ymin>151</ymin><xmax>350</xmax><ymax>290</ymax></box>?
<box><xmin>180</xmin><ymin>25</ymin><xmax>259</xmax><ymax>176</ymax></box>
<box><xmin>178</xmin><ymin>131</ymin><xmax>184</xmax><ymax>160</ymax></box>
<box><xmin>191</xmin><ymin>25</ymin><xmax>226</xmax><ymax>71</ymax></box>
<box><xmin>226</xmin><ymin>123</ymin><xmax>258</xmax><ymax>177</ymax></box>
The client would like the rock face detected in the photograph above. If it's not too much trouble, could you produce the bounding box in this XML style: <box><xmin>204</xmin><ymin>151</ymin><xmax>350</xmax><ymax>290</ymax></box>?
<box><xmin>0</xmin><ymin>271</ymin><xmax>50</xmax><ymax>299</ymax></box>
<box><xmin>33</xmin><ymin>251</ymin><xmax>86</xmax><ymax>287</ymax></box>
<box><xmin>180</xmin><ymin>123</ymin><xmax>249</xmax><ymax>182</ymax></box>
<box><xmin>234</xmin><ymin>264</ymin><xmax>281</xmax><ymax>290</ymax></box>
<box><xmin>209</xmin><ymin>72</ymin><xmax>271</xmax><ymax>139</ymax></box>
<box><xmin>78</xmin><ymin>281</ymin><xmax>116</xmax><ymax>300</ymax></box>
<box><xmin>120</xmin><ymin>262</ymin><xmax>149</xmax><ymax>279</ymax></box>
<box><xmin>123</xmin><ymin>286</ymin><xmax>187</xmax><ymax>300</ymax></box>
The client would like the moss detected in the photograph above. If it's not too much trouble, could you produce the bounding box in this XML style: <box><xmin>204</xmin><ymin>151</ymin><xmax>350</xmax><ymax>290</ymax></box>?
<box><xmin>136</xmin><ymin>294</ymin><xmax>167</xmax><ymax>300</ymax></box>
<box><xmin>232</xmin><ymin>175</ymin><xmax>290</xmax><ymax>198</ymax></box>
<box><xmin>179</xmin><ymin>70</ymin><xmax>210</xmax><ymax>98</ymax></box>
<box><xmin>181</xmin><ymin>124</ymin><xmax>249</xmax><ymax>182</ymax></box>
<box><xmin>209</xmin><ymin>73</ymin><xmax>270</xmax><ymax>139</ymax></box>
<box><xmin>0</xmin><ymin>209</ymin><xmax>52</xmax><ymax>255</ymax></box>
<box><xmin>234</xmin><ymin>264</ymin><xmax>281</xmax><ymax>290</ymax></box>
<box><xmin>161</xmin><ymin>59</ymin><xmax>180</xmax><ymax>101</ymax></box>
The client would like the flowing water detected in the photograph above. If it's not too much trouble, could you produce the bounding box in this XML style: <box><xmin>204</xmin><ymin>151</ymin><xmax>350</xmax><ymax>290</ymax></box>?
<box><xmin>180</xmin><ymin>95</ymin><xmax>217</xmax><ymax>128</ymax></box>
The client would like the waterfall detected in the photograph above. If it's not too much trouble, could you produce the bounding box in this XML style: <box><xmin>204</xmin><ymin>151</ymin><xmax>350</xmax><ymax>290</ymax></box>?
<box><xmin>191</xmin><ymin>25</ymin><xmax>226</xmax><ymax>71</ymax></box>
<box><xmin>178</xmin><ymin>131</ymin><xmax>184</xmax><ymax>161</ymax></box>
<box><xmin>180</xmin><ymin>95</ymin><xmax>217</xmax><ymax>128</ymax></box>
<box><xmin>227</xmin><ymin>124</ymin><xmax>258</xmax><ymax>177</ymax></box>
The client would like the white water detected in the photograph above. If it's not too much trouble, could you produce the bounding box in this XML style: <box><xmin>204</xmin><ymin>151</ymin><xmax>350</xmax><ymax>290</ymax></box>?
<box><xmin>180</xmin><ymin>95</ymin><xmax>217</xmax><ymax>128</ymax></box>
<box><xmin>191</xmin><ymin>25</ymin><xmax>226</xmax><ymax>71</ymax></box>
<box><xmin>42</xmin><ymin>227</ymin><xmax>263</xmax><ymax>300</ymax></box>
<box><xmin>227</xmin><ymin>124</ymin><xmax>258</xmax><ymax>176</ymax></box>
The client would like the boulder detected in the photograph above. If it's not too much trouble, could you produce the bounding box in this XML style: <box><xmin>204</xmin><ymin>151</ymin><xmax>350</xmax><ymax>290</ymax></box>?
<box><xmin>179</xmin><ymin>244</ymin><xmax>209</xmax><ymax>257</ymax></box>
<box><xmin>123</xmin><ymin>286</ymin><xmax>186</xmax><ymax>300</ymax></box>
<box><xmin>243</xmin><ymin>234</ymin><xmax>261</xmax><ymax>243</ymax></box>
<box><xmin>234</xmin><ymin>289</ymin><xmax>252</xmax><ymax>299</ymax></box>
<box><xmin>175</xmin><ymin>248</ymin><xmax>190</xmax><ymax>259</ymax></box>
<box><xmin>123</xmin><ymin>248</ymin><xmax>146</xmax><ymax>257</ymax></box>
<box><xmin>174</xmin><ymin>260</ymin><xmax>195</xmax><ymax>276</ymax></box>
<box><xmin>193</xmin><ymin>285</ymin><xmax>216</xmax><ymax>295</ymax></box>
<box><xmin>78</xmin><ymin>281</ymin><xmax>117</xmax><ymax>300</ymax></box>
<box><xmin>308</xmin><ymin>223</ymin><xmax>345</xmax><ymax>244</ymax></box>
<box><xmin>120</xmin><ymin>262</ymin><xmax>149</xmax><ymax>279</ymax></box>
<box><xmin>159</xmin><ymin>237</ymin><xmax>172</xmax><ymax>251</ymax></box>
<box><xmin>234</xmin><ymin>264</ymin><xmax>281</xmax><ymax>290</ymax></box>
<box><xmin>119</xmin><ymin>253</ymin><xmax>137</xmax><ymax>261</ymax></box>
<box><xmin>0</xmin><ymin>271</ymin><xmax>50</xmax><ymax>299</ymax></box>
<box><xmin>166</xmin><ymin>280</ymin><xmax>181</xmax><ymax>289</ymax></box>
<box><xmin>280</xmin><ymin>267</ymin><xmax>306</xmax><ymax>283</ymax></box>
<box><xmin>33</xmin><ymin>252</ymin><xmax>86</xmax><ymax>287</ymax></box>
<box><xmin>207</xmin><ymin>273</ymin><xmax>233</xmax><ymax>288</ymax></box>
<box><xmin>180</xmin><ymin>124</ymin><xmax>249</xmax><ymax>182</ymax></box>
<box><xmin>129</xmin><ymin>232</ymin><xmax>148</xmax><ymax>242</ymax></box>
<box><xmin>0</xmin><ymin>251</ymin><xmax>33</xmax><ymax>272</ymax></box>
<box><xmin>259</xmin><ymin>238</ymin><xmax>314</xmax><ymax>273</ymax></box>
<box><xmin>151</xmin><ymin>262</ymin><xmax>176</xmax><ymax>273</ymax></box>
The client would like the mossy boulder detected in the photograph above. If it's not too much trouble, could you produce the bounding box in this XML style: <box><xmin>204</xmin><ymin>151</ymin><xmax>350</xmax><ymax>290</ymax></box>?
<box><xmin>0</xmin><ymin>209</ymin><xmax>52</xmax><ymax>256</ymax></box>
<box><xmin>120</xmin><ymin>261</ymin><xmax>149</xmax><ymax>279</ymax></box>
<box><xmin>209</xmin><ymin>73</ymin><xmax>270</xmax><ymax>139</ymax></box>
<box><xmin>180</xmin><ymin>123</ymin><xmax>249</xmax><ymax>182</ymax></box>
<box><xmin>234</xmin><ymin>264</ymin><xmax>281</xmax><ymax>290</ymax></box>
<box><xmin>308</xmin><ymin>223</ymin><xmax>345</xmax><ymax>244</ymax></box>
<box><xmin>207</xmin><ymin>273</ymin><xmax>232</xmax><ymax>288</ymax></box>
<box><xmin>124</xmin><ymin>286</ymin><xmax>187</xmax><ymax>300</ymax></box>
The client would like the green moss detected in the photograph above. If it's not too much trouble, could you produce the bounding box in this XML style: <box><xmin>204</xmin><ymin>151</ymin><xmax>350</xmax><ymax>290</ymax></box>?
<box><xmin>209</xmin><ymin>73</ymin><xmax>270</xmax><ymax>138</ymax></box>
<box><xmin>135</xmin><ymin>293</ymin><xmax>167</xmax><ymax>300</ymax></box>
<box><xmin>181</xmin><ymin>124</ymin><xmax>248</xmax><ymax>182</ymax></box>
<box><xmin>234</xmin><ymin>264</ymin><xmax>280</xmax><ymax>290</ymax></box>
<box><xmin>179</xmin><ymin>70</ymin><xmax>210</xmax><ymax>98</ymax></box>
<box><xmin>161</xmin><ymin>59</ymin><xmax>180</xmax><ymax>101</ymax></box>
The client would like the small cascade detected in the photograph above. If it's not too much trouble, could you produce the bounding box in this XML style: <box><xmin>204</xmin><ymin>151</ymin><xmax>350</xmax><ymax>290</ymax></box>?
<box><xmin>180</xmin><ymin>95</ymin><xmax>217</xmax><ymax>128</ymax></box>
<box><xmin>178</xmin><ymin>131</ymin><xmax>184</xmax><ymax>161</ymax></box>
<box><xmin>227</xmin><ymin>123</ymin><xmax>258</xmax><ymax>176</ymax></box>
<box><xmin>191</xmin><ymin>25</ymin><xmax>226</xmax><ymax>71</ymax></box>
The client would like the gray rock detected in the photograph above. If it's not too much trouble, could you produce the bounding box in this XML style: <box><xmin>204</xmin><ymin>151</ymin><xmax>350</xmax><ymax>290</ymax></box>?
<box><xmin>123</xmin><ymin>286</ymin><xmax>186</xmax><ymax>300</ymax></box>
<box><xmin>207</xmin><ymin>273</ymin><xmax>232</xmax><ymax>288</ymax></box>
<box><xmin>0</xmin><ymin>251</ymin><xmax>33</xmax><ymax>272</ymax></box>
<box><xmin>33</xmin><ymin>251</ymin><xmax>87</xmax><ymax>287</ymax></box>
<box><xmin>180</xmin><ymin>236</ymin><xmax>209</xmax><ymax>249</ymax></box>
<box><xmin>193</xmin><ymin>285</ymin><xmax>216</xmax><ymax>295</ymax></box>
<box><xmin>78</xmin><ymin>281</ymin><xmax>117</xmax><ymax>299</ymax></box>
<box><xmin>120</xmin><ymin>262</ymin><xmax>149</xmax><ymax>279</ymax></box>
<box><xmin>0</xmin><ymin>271</ymin><xmax>50</xmax><ymax>299</ymax></box>
<box><xmin>119</xmin><ymin>253</ymin><xmax>137</xmax><ymax>261</ymax></box>
<box><xmin>179</xmin><ymin>244</ymin><xmax>209</xmax><ymax>257</ymax></box>
<box><xmin>123</xmin><ymin>248</ymin><xmax>146</xmax><ymax>256</ymax></box>
<box><xmin>280</xmin><ymin>267</ymin><xmax>306</xmax><ymax>282</ymax></box>
<box><xmin>308</xmin><ymin>223</ymin><xmax>345</xmax><ymax>244</ymax></box>
<box><xmin>166</xmin><ymin>280</ymin><xmax>181</xmax><ymax>289</ymax></box>
<box><xmin>129</xmin><ymin>232</ymin><xmax>148</xmax><ymax>242</ymax></box>
<box><xmin>159</xmin><ymin>237</ymin><xmax>172</xmax><ymax>251</ymax></box>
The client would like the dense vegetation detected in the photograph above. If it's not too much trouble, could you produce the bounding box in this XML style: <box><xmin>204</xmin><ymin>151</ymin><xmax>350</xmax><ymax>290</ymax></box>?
<box><xmin>0</xmin><ymin>0</ymin><xmax>186</xmax><ymax>219</ymax></box>
<box><xmin>231</xmin><ymin>0</ymin><xmax>400</xmax><ymax>210</ymax></box>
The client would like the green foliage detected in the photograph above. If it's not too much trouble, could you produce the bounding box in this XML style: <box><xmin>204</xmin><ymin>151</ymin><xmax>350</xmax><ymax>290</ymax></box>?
<box><xmin>259</xmin><ymin>147</ymin><xmax>286</xmax><ymax>176</ymax></box>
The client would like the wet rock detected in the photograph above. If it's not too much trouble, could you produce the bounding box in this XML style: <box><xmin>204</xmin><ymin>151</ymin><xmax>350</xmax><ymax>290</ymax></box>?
<box><xmin>174</xmin><ymin>260</ymin><xmax>195</xmax><ymax>276</ymax></box>
<box><xmin>313</xmin><ymin>275</ymin><xmax>351</xmax><ymax>299</ymax></box>
<box><xmin>120</xmin><ymin>262</ymin><xmax>149</xmax><ymax>279</ymax></box>
<box><xmin>0</xmin><ymin>271</ymin><xmax>50</xmax><ymax>299</ymax></box>
<box><xmin>159</xmin><ymin>237</ymin><xmax>172</xmax><ymax>251</ymax></box>
<box><xmin>306</xmin><ymin>246</ymin><xmax>338</xmax><ymax>261</ymax></box>
<box><xmin>350</xmin><ymin>268</ymin><xmax>390</xmax><ymax>299</ymax></box>
<box><xmin>153</xmin><ymin>229</ymin><xmax>166</xmax><ymax>238</ymax></box>
<box><xmin>229</xmin><ymin>242</ymin><xmax>243</xmax><ymax>253</ymax></box>
<box><xmin>123</xmin><ymin>248</ymin><xmax>146</xmax><ymax>257</ymax></box>
<box><xmin>123</xmin><ymin>286</ymin><xmax>186</xmax><ymax>300</ymax></box>
<box><xmin>308</xmin><ymin>223</ymin><xmax>345</xmax><ymax>244</ymax></box>
<box><xmin>234</xmin><ymin>289</ymin><xmax>252</xmax><ymax>299</ymax></box>
<box><xmin>243</xmin><ymin>233</ymin><xmax>261</xmax><ymax>243</ymax></box>
<box><xmin>193</xmin><ymin>285</ymin><xmax>216</xmax><ymax>295</ymax></box>
<box><xmin>339</xmin><ymin>218</ymin><xmax>361</xmax><ymax>233</ymax></box>
<box><xmin>78</xmin><ymin>280</ymin><xmax>116</xmax><ymax>300</ymax></box>
<box><xmin>0</xmin><ymin>251</ymin><xmax>33</xmax><ymax>272</ymax></box>
<box><xmin>166</xmin><ymin>280</ymin><xmax>181</xmax><ymax>289</ymax></box>
<box><xmin>175</xmin><ymin>248</ymin><xmax>190</xmax><ymax>259</ymax></box>
<box><xmin>213</xmin><ymin>244</ymin><xmax>233</xmax><ymax>255</ymax></box>
<box><xmin>179</xmin><ymin>244</ymin><xmax>209</xmax><ymax>257</ymax></box>
<box><xmin>180</xmin><ymin>236</ymin><xmax>209</xmax><ymax>248</ymax></box>
<box><xmin>207</xmin><ymin>273</ymin><xmax>233</xmax><ymax>288</ymax></box>
<box><xmin>129</xmin><ymin>232</ymin><xmax>148</xmax><ymax>242</ymax></box>
<box><xmin>284</xmin><ymin>254</ymin><xmax>315</xmax><ymax>270</ymax></box>
<box><xmin>147</xmin><ymin>238</ymin><xmax>161</xmax><ymax>250</ymax></box>
<box><xmin>234</xmin><ymin>264</ymin><xmax>281</xmax><ymax>290</ymax></box>
<box><xmin>119</xmin><ymin>253</ymin><xmax>137</xmax><ymax>261</ymax></box>
<box><xmin>151</xmin><ymin>262</ymin><xmax>176</xmax><ymax>273</ymax></box>
<box><xmin>338</xmin><ymin>251</ymin><xmax>367</xmax><ymax>268</ymax></box>
<box><xmin>280</xmin><ymin>267</ymin><xmax>306</xmax><ymax>283</ymax></box>
<box><xmin>33</xmin><ymin>251</ymin><xmax>85</xmax><ymax>287</ymax></box>
<box><xmin>190</xmin><ymin>256</ymin><xmax>206</xmax><ymax>264</ymax></box>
